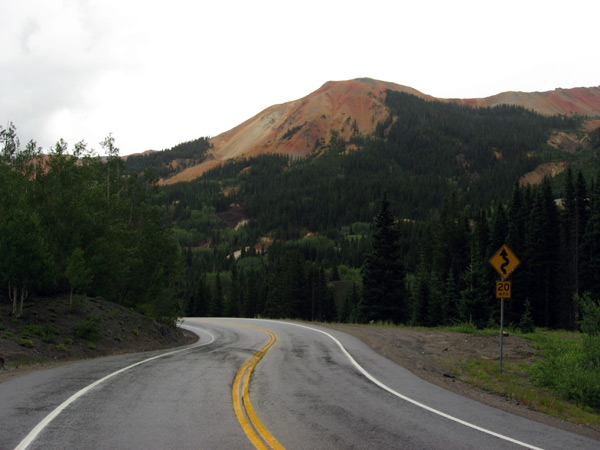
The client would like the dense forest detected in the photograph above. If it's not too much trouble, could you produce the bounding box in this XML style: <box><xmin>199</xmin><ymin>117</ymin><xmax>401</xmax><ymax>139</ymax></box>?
<box><xmin>0</xmin><ymin>125</ymin><xmax>182</xmax><ymax>323</ymax></box>
<box><xmin>166</xmin><ymin>93</ymin><xmax>598</xmax><ymax>331</ymax></box>
<box><xmin>123</xmin><ymin>136</ymin><xmax>211</xmax><ymax>179</ymax></box>
<box><xmin>175</xmin><ymin>171</ymin><xmax>600</xmax><ymax>331</ymax></box>
<box><xmin>2</xmin><ymin>90</ymin><xmax>599</xmax><ymax>333</ymax></box>
<box><xmin>165</xmin><ymin>93</ymin><xmax>581</xmax><ymax>241</ymax></box>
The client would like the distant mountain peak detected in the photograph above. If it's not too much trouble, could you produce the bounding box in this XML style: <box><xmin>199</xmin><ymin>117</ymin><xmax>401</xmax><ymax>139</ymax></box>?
<box><xmin>160</xmin><ymin>78</ymin><xmax>600</xmax><ymax>184</ymax></box>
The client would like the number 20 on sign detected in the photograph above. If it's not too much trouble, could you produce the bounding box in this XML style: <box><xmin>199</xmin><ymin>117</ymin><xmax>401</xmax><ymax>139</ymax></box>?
<box><xmin>496</xmin><ymin>281</ymin><xmax>511</xmax><ymax>299</ymax></box>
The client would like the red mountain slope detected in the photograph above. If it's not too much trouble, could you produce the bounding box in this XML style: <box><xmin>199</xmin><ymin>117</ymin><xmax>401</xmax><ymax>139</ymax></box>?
<box><xmin>160</xmin><ymin>78</ymin><xmax>600</xmax><ymax>184</ymax></box>
<box><xmin>450</xmin><ymin>87</ymin><xmax>600</xmax><ymax>116</ymax></box>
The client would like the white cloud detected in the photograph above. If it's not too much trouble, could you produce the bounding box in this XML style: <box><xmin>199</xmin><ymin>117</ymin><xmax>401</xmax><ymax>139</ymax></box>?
<box><xmin>1</xmin><ymin>0</ymin><xmax>598</xmax><ymax>155</ymax></box>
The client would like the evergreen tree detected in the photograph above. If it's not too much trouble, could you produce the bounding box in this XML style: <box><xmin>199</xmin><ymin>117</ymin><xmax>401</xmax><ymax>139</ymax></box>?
<box><xmin>209</xmin><ymin>273</ymin><xmax>224</xmax><ymax>317</ymax></box>
<box><xmin>572</xmin><ymin>171</ymin><xmax>589</xmax><ymax>305</ymax></box>
<box><xmin>242</xmin><ymin>270</ymin><xmax>260</xmax><ymax>318</ymax></box>
<box><xmin>507</xmin><ymin>182</ymin><xmax>527</xmax><ymax>255</ymax></box>
<box><xmin>190</xmin><ymin>274</ymin><xmax>211</xmax><ymax>317</ymax></box>
<box><xmin>581</xmin><ymin>176</ymin><xmax>600</xmax><ymax>298</ymax></box>
<box><xmin>519</xmin><ymin>299</ymin><xmax>535</xmax><ymax>333</ymax></box>
<box><xmin>442</xmin><ymin>269</ymin><xmax>460</xmax><ymax>325</ymax></box>
<box><xmin>284</xmin><ymin>250</ymin><xmax>307</xmax><ymax>319</ymax></box>
<box><xmin>459</xmin><ymin>253</ymin><xmax>491</xmax><ymax>328</ymax></box>
<box><xmin>504</xmin><ymin>184</ymin><xmax>529</xmax><ymax>326</ymax></box>
<box><xmin>361</xmin><ymin>193</ymin><xmax>406</xmax><ymax>323</ymax></box>
<box><xmin>331</xmin><ymin>264</ymin><xmax>340</xmax><ymax>281</ymax></box>
<box><xmin>264</xmin><ymin>259</ymin><xmax>286</xmax><ymax>318</ymax></box>
<box><xmin>410</xmin><ymin>255</ymin><xmax>430</xmax><ymax>326</ymax></box>
<box><xmin>346</xmin><ymin>283</ymin><xmax>361</xmax><ymax>323</ymax></box>
<box><xmin>474</xmin><ymin>208</ymin><xmax>491</xmax><ymax>260</ymax></box>
<box><xmin>226</xmin><ymin>263</ymin><xmax>241</xmax><ymax>317</ymax></box>
<box><xmin>527</xmin><ymin>178</ymin><xmax>560</xmax><ymax>327</ymax></box>
<box><xmin>338</xmin><ymin>282</ymin><xmax>357</xmax><ymax>323</ymax></box>
<box><xmin>308</xmin><ymin>264</ymin><xmax>332</xmax><ymax>321</ymax></box>
<box><xmin>427</xmin><ymin>270</ymin><xmax>444</xmax><ymax>326</ymax></box>
<box><xmin>488</xmin><ymin>200</ymin><xmax>508</xmax><ymax>257</ymax></box>
<box><xmin>263</xmin><ymin>249</ymin><xmax>306</xmax><ymax>319</ymax></box>
<box><xmin>319</xmin><ymin>266</ymin><xmax>336</xmax><ymax>322</ymax></box>
<box><xmin>432</xmin><ymin>193</ymin><xmax>470</xmax><ymax>281</ymax></box>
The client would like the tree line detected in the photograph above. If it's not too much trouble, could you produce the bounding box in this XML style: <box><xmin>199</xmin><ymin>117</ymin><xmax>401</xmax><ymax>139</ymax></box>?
<box><xmin>409</xmin><ymin>168</ymin><xmax>600</xmax><ymax>330</ymax></box>
<box><xmin>123</xmin><ymin>136</ymin><xmax>211</xmax><ymax>179</ymax></box>
<box><xmin>179</xmin><ymin>168</ymin><xmax>600</xmax><ymax>332</ymax></box>
<box><xmin>0</xmin><ymin>124</ymin><xmax>182</xmax><ymax>323</ymax></box>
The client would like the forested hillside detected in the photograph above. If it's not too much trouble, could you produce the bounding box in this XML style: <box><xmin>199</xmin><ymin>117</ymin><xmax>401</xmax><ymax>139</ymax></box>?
<box><xmin>161</xmin><ymin>92</ymin><xmax>598</xmax><ymax>331</ymax></box>
<box><xmin>2</xmin><ymin>90</ymin><xmax>600</xmax><ymax>335</ymax></box>
<box><xmin>124</xmin><ymin>137</ymin><xmax>211</xmax><ymax>179</ymax></box>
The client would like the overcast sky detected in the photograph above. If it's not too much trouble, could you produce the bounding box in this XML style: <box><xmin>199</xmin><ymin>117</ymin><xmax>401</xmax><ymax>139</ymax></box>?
<box><xmin>1</xmin><ymin>0</ymin><xmax>598</xmax><ymax>155</ymax></box>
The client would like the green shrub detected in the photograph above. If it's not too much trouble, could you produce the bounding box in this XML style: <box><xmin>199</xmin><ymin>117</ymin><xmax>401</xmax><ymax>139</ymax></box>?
<box><xmin>337</xmin><ymin>265</ymin><xmax>363</xmax><ymax>284</ymax></box>
<box><xmin>2</xmin><ymin>330</ymin><xmax>15</xmax><ymax>339</ymax></box>
<box><xmin>19</xmin><ymin>339</ymin><xmax>34</xmax><ymax>348</ymax></box>
<box><xmin>531</xmin><ymin>333</ymin><xmax>600</xmax><ymax>409</ymax></box>
<box><xmin>21</xmin><ymin>324</ymin><xmax>58</xmax><ymax>343</ymax></box>
<box><xmin>582</xmin><ymin>335</ymin><xmax>600</xmax><ymax>369</ymax></box>
<box><xmin>578</xmin><ymin>292</ymin><xmax>600</xmax><ymax>336</ymax></box>
<box><xmin>281</xmin><ymin>124</ymin><xmax>304</xmax><ymax>141</ymax></box>
<box><xmin>69</xmin><ymin>296</ymin><xmax>85</xmax><ymax>312</ymax></box>
<box><xmin>56</xmin><ymin>344</ymin><xmax>67</xmax><ymax>351</ymax></box>
<box><xmin>518</xmin><ymin>299</ymin><xmax>535</xmax><ymax>333</ymax></box>
<box><xmin>73</xmin><ymin>316</ymin><xmax>102</xmax><ymax>341</ymax></box>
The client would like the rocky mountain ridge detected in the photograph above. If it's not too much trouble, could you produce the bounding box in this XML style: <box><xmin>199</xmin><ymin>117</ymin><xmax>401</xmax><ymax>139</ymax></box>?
<box><xmin>159</xmin><ymin>78</ymin><xmax>600</xmax><ymax>184</ymax></box>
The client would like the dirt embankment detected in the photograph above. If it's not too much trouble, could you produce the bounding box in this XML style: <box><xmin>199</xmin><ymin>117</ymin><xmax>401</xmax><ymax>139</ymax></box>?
<box><xmin>0</xmin><ymin>296</ymin><xmax>196</xmax><ymax>383</ymax></box>
<box><xmin>519</xmin><ymin>161</ymin><xmax>567</xmax><ymax>186</ymax></box>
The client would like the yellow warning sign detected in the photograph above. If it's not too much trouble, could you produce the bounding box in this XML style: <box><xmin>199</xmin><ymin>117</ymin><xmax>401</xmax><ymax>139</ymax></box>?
<box><xmin>496</xmin><ymin>281</ymin><xmax>511</xmax><ymax>298</ymax></box>
<box><xmin>489</xmin><ymin>244</ymin><xmax>520</xmax><ymax>280</ymax></box>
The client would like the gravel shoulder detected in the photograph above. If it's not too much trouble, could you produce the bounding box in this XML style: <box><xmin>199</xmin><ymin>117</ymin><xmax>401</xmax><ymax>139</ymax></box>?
<box><xmin>320</xmin><ymin>323</ymin><xmax>600</xmax><ymax>441</ymax></box>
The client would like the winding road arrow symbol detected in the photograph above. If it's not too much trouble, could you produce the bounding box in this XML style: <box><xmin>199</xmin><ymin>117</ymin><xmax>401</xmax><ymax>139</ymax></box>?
<box><xmin>499</xmin><ymin>249</ymin><xmax>510</xmax><ymax>276</ymax></box>
<box><xmin>490</xmin><ymin>244</ymin><xmax>520</xmax><ymax>280</ymax></box>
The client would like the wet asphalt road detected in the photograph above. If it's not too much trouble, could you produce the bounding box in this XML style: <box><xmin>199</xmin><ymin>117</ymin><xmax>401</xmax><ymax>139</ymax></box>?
<box><xmin>1</xmin><ymin>318</ymin><xmax>597</xmax><ymax>450</ymax></box>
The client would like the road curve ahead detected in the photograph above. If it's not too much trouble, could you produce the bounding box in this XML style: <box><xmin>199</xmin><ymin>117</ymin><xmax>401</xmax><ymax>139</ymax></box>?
<box><xmin>0</xmin><ymin>318</ymin><xmax>597</xmax><ymax>449</ymax></box>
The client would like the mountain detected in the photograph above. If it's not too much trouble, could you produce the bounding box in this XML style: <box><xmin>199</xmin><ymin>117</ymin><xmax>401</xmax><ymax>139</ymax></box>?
<box><xmin>155</xmin><ymin>78</ymin><xmax>600</xmax><ymax>184</ymax></box>
<box><xmin>444</xmin><ymin>86</ymin><xmax>600</xmax><ymax>116</ymax></box>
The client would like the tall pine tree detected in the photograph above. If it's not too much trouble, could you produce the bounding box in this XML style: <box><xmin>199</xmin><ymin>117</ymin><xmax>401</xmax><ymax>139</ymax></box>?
<box><xmin>361</xmin><ymin>193</ymin><xmax>406</xmax><ymax>323</ymax></box>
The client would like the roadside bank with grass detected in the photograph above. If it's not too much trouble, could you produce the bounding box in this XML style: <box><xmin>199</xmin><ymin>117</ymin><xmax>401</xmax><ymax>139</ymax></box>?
<box><xmin>0</xmin><ymin>295</ymin><xmax>195</xmax><ymax>381</ymax></box>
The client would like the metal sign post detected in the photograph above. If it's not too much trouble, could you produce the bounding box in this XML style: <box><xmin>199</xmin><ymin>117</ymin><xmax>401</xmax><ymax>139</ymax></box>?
<box><xmin>495</xmin><ymin>281</ymin><xmax>511</xmax><ymax>371</ymax></box>
<box><xmin>490</xmin><ymin>245</ymin><xmax>519</xmax><ymax>372</ymax></box>
<box><xmin>500</xmin><ymin>297</ymin><xmax>505</xmax><ymax>371</ymax></box>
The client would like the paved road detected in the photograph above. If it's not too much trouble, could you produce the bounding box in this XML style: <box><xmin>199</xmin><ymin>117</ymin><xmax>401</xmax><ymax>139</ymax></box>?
<box><xmin>0</xmin><ymin>318</ymin><xmax>597</xmax><ymax>449</ymax></box>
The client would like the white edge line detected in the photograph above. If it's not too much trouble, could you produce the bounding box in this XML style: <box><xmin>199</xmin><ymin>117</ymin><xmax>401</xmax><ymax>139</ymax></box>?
<box><xmin>14</xmin><ymin>323</ymin><xmax>214</xmax><ymax>450</ymax></box>
<box><xmin>272</xmin><ymin>321</ymin><xmax>543</xmax><ymax>450</ymax></box>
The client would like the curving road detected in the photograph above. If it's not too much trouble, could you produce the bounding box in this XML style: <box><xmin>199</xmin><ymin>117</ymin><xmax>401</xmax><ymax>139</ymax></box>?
<box><xmin>0</xmin><ymin>318</ymin><xmax>597</xmax><ymax>449</ymax></box>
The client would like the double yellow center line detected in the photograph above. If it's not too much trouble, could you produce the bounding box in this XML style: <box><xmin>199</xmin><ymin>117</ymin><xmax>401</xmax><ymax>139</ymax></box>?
<box><xmin>231</xmin><ymin>324</ymin><xmax>285</xmax><ymax>450</ymax></box>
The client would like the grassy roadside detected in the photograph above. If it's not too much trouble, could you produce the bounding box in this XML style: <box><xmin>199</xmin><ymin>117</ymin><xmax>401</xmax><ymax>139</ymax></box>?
<box><xmin>440</xmin><ymin>325</ymin><xmax>600</xmax><ymax>428</ymax></box>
